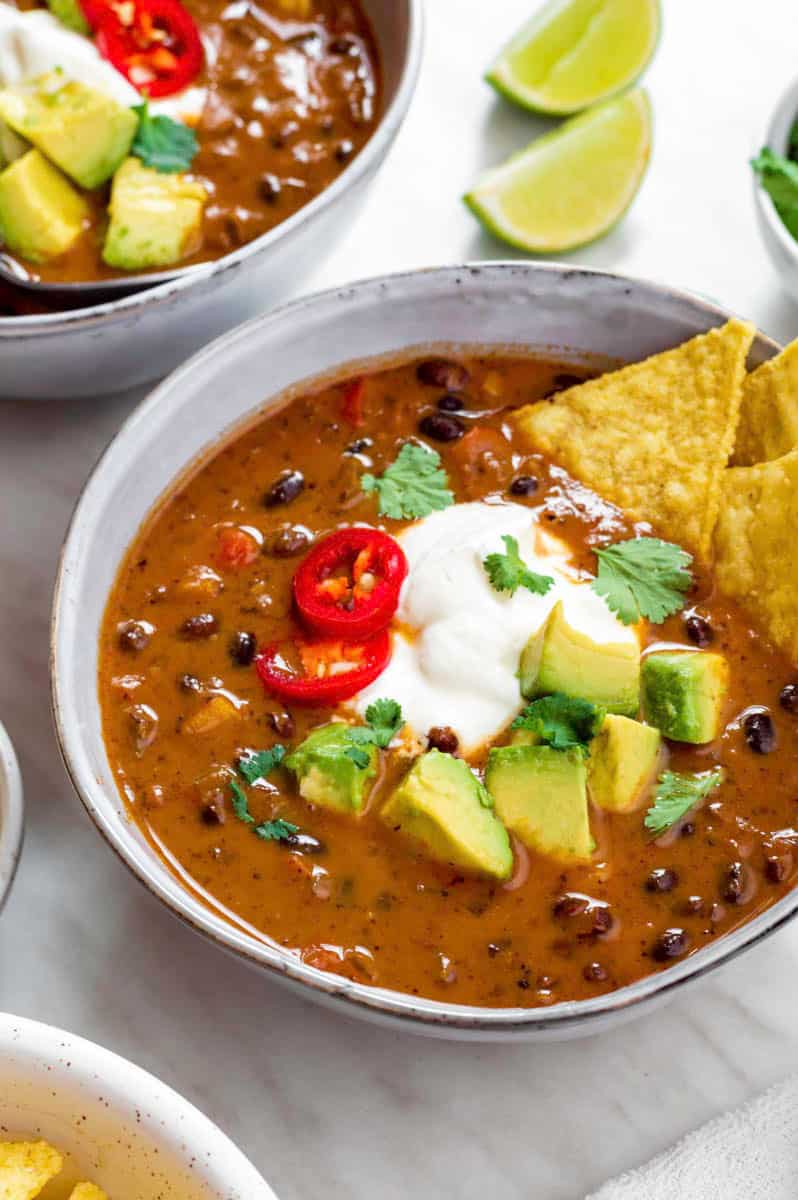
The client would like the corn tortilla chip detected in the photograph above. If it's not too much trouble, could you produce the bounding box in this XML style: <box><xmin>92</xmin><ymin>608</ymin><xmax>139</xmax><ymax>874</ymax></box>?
<box><xmin>714</xmin><ymin>448</ymin><xmax>798</xmax><ymax>664</ymax></box>
<box><xmin>732</xmin><ymin>339</ymin><xmax>798</xmax><ymax>466</ymax></box>
<box><xmin>0</xmin><ymin>1141</ymin><xmax>62</xmax><ymax>1200</ymax></box>
<box><xmin>515</xmin><ymin>319</ymin><xmax>755</xmax><ymax>559</ymax></box>
<box><xmin>69</xmin><ymin>1185</ymin><xmax>108</xmax><ymax>1200</ymax></box>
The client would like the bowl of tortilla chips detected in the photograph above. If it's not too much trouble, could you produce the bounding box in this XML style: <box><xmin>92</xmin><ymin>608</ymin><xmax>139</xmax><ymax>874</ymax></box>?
<box><xmin>0</xmin><ymin>1013</ymin><xmax>276</xmax><ymax>1199</ymax></box>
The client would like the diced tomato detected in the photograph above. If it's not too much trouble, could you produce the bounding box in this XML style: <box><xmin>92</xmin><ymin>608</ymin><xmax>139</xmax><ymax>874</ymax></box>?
<box><xmin>214</xmin><ymin>526</ymin><xmax>260</xmax><ymax>571</ymax></box>
<box><xmin>340</xmin><ymin>378</ymin><xmax>365</xmax><ymax>427</ymax></box>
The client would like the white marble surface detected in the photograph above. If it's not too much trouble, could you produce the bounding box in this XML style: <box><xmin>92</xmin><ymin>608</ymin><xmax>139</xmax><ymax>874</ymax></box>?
<box><xmin>3</xmin><ymin>2</ymin><xmax>798</xmax><ymax>1196</ymax></box>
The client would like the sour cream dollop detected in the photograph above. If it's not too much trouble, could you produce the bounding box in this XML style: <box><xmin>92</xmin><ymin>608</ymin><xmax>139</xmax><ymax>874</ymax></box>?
<box><xmin>353</xmin><ymin>501</ymin><xmax>640</xmax><ymax>755</ymax></box>
<box><xmin>0</xmin><ymin>7</ymin><xmax>206</xmax><ymax>122</ymax></box>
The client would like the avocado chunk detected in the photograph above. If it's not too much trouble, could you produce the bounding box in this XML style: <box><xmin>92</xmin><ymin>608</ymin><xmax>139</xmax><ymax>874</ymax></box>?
<box><xmin>642</xmin><ymin>650</ymin><xmax>729</xmax><ymax>744</ymax></box>
<box><xmin>103</xmin><ymin>157</ymin><xmax>207</xmax><ymax>271</ymax></box>
<box><xmin>525</xmin><ymin>599</ymin><xmax>640</xmax><ymax>717</ymax></box>
<box><xmin>45</xmin><ymin>0</ymin><xmax>90</xmax><ymax>33</ymax></box>
<box><xmin>486</xmin><ymin>744</ymin><xmax>593</xmax><ymax>862</ymax></box>
<box><xmin>0</xmin><ymin>149</ymin><xmax>88</xmax><ymax>264</ymax></box>
<box><xmin>588</xmin><ymin>715</ymin><xmax>663</xmax><ymax>813</ymax></box>
<box><xmin>0</xmin><ymin>122</ymin><xmax>28</xmax><ymax>170</ymax></box>
<box><xmin>0</xmin><ymin>73</ymin><xmax>137</xmax><ymax>189</ymax></box>
<box><xmin>518</xmin><ymin>617</ymin><xmax>548</xmax><ymax>697</ymax></box>
<box><xmin>284</xmin><ymin>723</ymin><xmax>377</xmax><ymax>815</ymax></box>
<box><xmin>381</xmin><ymin>750</ymin><xmax>513</xmax><ymax>880</ymax></box>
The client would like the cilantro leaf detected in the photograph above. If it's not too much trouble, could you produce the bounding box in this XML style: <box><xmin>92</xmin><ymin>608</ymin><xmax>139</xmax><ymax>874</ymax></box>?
<box><xmin>644</xmin><ymin>768</ymin><xmax>723</xmax><ymax>838</ymax></box>
<box><xmin>590</xmin><ymin>537</ymin><xmax>693</xmax><ymax>625</ymax></box>
<box><xmin>344</xmin><ymin>745</ymin><xmax>372</xmax><ymax>768</ymax></box>
<box><xmin>364</xmin><ymin>698</ymin><xmax>404</xmax><ymax>747</ymax></box>
<box><xmin>511</xmin><ymin>693</ymin><xmax>604</xmax><ymax>753</ymax></box>
<box><xmin>752</xmin><ymin>147</ymin><xmax>798</xmax><ymax>240</ymax></box>
<box><xmin>362</xmin><ymin>443</ymin><xmax>454</xmax><ymax>520</ymax></box>
<box><xmin>230</xmin><ymin>779</ymin><xmax>254</xmax><ymax>824</ymax></box>
<box><xmin>254</xmin><ymin>818</ymin><xmax>300</xmax><ymax>843</ymax></box>
<box><xmin>238</xmin><ymin>745</ymin><xmax>286</xmax><ymax>784</ymax></box>
<box><xmin>131</xmin><ymin>102</ymin><xmax>199</xmax><ymax>173</ymax></box>
<box><xmin>483</xmin><ymin>534</ymin><xmax>555</xmax><ymax>598</ymax></box>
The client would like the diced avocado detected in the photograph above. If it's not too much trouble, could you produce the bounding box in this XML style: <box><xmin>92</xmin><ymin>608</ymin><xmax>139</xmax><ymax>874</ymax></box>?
<box><xmin>0</xmin><ymin>149</ymin><xmax>88</xmax><ymax>264</ymax></box>
<box><xmin>285</xmin><ymin>723</ymin><xmax>377</xmax><ymax>815</ymax></box>
<box><xmin>0</xmin><ymin>122</ymin><xmax>28</xmax><ymax>169</ymax></box>
<box><xmin>485</xmin><ymin>744</ymin><xmax>593</xmax><ymax>862</ymax></box>
<box><xmin>0</xmin><ymin>74</ymin><xmax>137</xmax><ymax>189</ymax></box>
<box><xmin>103</xmin><ymin>157</ymin><xmax>207</xmax><ymax>271</ymax></box>
<box><xmin>641</xmin><ymin>650</ymin><xmax>729</xmax><ymax>744</ymax></box>
<box><xmin>526</xmin><ymin>599</ymin><xmax>640</xmax><ymax>717</ymax></box>
<box><xmin>45</xmin><ymin>0</ymin><xmax>90</xmax><ymax>33</ymax></box>
<box><xmin>381</xmin><ymin>750</ymin><xmax>513</xmax><ymax>880</ymax></box>
<box><xmin>518</xmin><ymin>617</ymin><xmax>549</xmax><ymax>697</ymax></box>
<box><xmin>588</xmin><ymin>714</ymin><xmax>663</xmax><ymax>813</ymax></box>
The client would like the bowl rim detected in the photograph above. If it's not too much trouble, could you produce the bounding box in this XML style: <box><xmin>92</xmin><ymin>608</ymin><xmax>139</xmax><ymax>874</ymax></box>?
<box><xmin>0</xmin><ymin>719</ymin><xmax>24</xmax><ymax>914</ymax></box>
<box><xmin>0</xmin><ymin>0</ymin><xmax>424</xmax><ymax>340</ymax></box>
<box><xmin>0</xmin><ymin>1011</ymin><xmax>276</xmax><ymax>1197</ymax></box>
<box><xmin>753</xmin><ymin>74</ymin><xmax>798</xmax><ymax>264</ymax></box>
<box><xmin>52</xmin><ymin>260</ymin><xmax>793</xmax><ymax>1038</ymax></box>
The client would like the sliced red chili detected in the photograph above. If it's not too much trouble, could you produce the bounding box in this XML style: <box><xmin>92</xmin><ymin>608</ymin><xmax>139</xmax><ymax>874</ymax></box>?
<box><xmin>255</xmin><ymin>630</ymin><xmax>391</xmax><ymax>705</ymax></box>
<box><xmin>340</xmin><ymin>378</ymin><xmax>365</xmax><ymax>427</ymax></box>
<box><xmin>94</xmin><ymin>0</ymin><xmax>204</xmax><ymax>98</ymax></box>
<box><xmin>293</xmin><ymin>528</ymin><xmax>407</xmax><ymax>641</ymax></box>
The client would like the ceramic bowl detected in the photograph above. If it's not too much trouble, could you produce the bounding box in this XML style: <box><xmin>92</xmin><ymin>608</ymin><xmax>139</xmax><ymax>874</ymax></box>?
<box><xmin>0</xmin><ymin>1013</ymin><xmax>275</xmax><ymax>1198</ymax></box>
<box><xmin>0</xmin><ymin>0</ymin><xmax>422</xmax><ymax>401</ymax></box>
<box><xmin>52</xmin><ymin>262</ymin><xmax>784</xmax><ymax>1041</ymax></box>
<box><xmin>0</xmin><ymin>719</ymin><xmax>24</xmax><ymax>913</ymax></box>
<box><xmin>754</xmin><ymin>74</ymin><xmax>798</xmax><ymax>302</ymax></box>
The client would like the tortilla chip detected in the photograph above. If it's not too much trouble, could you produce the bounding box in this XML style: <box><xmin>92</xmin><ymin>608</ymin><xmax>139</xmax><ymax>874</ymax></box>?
<box><xmin>515</xmin><ymin>319</ymin><xmax>755</xmax><ymax>560</ymax></box>
<box><xmin>0</xmin><ymin>1141</ymin><xmax>62</xmax><ymax>1200</ymax></box>
<box><xmin>69</xmin><ymin>1185</ymin><xmax>108</xmax><ymax>1200</ymax></box>
<box><xmin>714</xmin><ymin>448</ymin><xmax>798</xmax><ymax>664</ymax></box>
<box><xmin>732</xmin><ymin>339</ymin><xmax>798</xmax><ymax>466</ymax></box>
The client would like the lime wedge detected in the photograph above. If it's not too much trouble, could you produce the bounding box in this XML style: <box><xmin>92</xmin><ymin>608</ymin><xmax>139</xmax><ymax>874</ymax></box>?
<box><xmin>487</xmin><ymin>0</ymin><xmax>660</xmax><ymax>115</ymax></box>
<box><xmin>464</xmin><ymin>88</ymin><xmax>651</xmax><ymax>253</ymax></box>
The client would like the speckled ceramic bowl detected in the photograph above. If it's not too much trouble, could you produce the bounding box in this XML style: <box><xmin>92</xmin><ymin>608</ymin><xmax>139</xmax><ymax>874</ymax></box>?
<box><xmin>754</xmin><ymin>74</ymin><xmax>798</xmax><ymax>302</ymax></box>
<box><xmin>0</xmin><ymin>1013</ymin><xmax>275</xmax><ymax>1198</ymax></box>
<box><xmin>53</xmin><ymin>262</ymin><xmax>786</xmax><ymax>1040</ymax></box>
<box><xmin>0</xmin><ymin>719</ymin><xmax>24</xmax><ymax>914</ymax></box>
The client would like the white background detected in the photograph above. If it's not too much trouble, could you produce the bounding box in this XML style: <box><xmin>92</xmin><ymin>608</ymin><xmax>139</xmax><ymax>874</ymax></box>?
<box><xmin>3</xmin><ymin>2</ymin><xmax>798</xmax><ymax>1197</ymax></box>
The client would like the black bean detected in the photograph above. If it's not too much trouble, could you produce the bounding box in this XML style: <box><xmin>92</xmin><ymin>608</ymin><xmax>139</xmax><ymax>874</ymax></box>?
<box><xmin>416</xmin><ymin>359</ymin><xmax>470</xmax><ymax>392</ymax></box>
<box><xmin>722</xmin><ymin>861</ymin><xmax>753</xmax><ymax>905</ymax></box>
<box><xmin>179</xmin><ymin>673</ymin><xmax>203</xmax><ymax>693</ymax></box>
<box><xmin>259</xmin><ymin>173</ymin><xmax>282</xmax><ymax>204</ymax></box>
<box><xmin>685</xmin><ymin>614</ymin><xmax>714</xmax><ymax>648</ymax></box>
<box><xmin>645</xmin><ymin>867</ymin><xmax>678</xmax><ymax>894</ymax></box>
<box><xmin>427</xmin><ymin>726</ymin><xmax>459</xmax><ymax>754</ymax></box>
<box><xmin>418</xmin><ymin>413</ymin><xmax>464</xmax><ymax>442</ymax></box>
<box><xmin>652</xmin><ymin>928</ymin><xmax>690</xmax><ymax>961</ymax></box>
<box><xmin>510</xmin><ymin>475</ymin><xmax>539</xmax><ymax>497</ymax></box>
<box><xmin>118</xmin><ymin>620</ymin><xmax>152</xmax><ymax>653</ymax></box>
<box><xmin>268</xmin><ymin>524</ymin><xmax>312</xmax><ymax>557</ymax></box>
<box><xmin>765</xmin><ymin>852</ymin><xmax>793</xmax><ymax>884</ymax></box>
<box><xmin>180</xmin><ymin>613</ymin><xmax>219</xmax><ymax>640</ymax></box>
<box><xmin>335</xmin><ymin>139</ymin><xmax>354</xmax><ymax>163</ymax></box>
<box><xmin>743</xmin><ymin>710</ymin><xmax>776</xmax><ymax>754</ymax></box>
<box><xmin>345</xmin><ymin>437</ymin><xmax>372</xmax><ymax>455</ymax></box>
<box><xmin>779</xmin><ymin>683</ymin><xmax>798</xmax><ymax>714</ymax></box>
<box><xmin>437</xmin><ymin>394</ymin><xmax>464</xmax><ymax>412</ymax></box>
<box><xmin>583</xmin><ymin>961</ymin><xmax>608</xmax><ymax>982</ymax></box>
<box><xmin>553</xmin><ymin>894</ymin><xmax>589</xmax><ymax>919</ymax></box>
<box><xmin>329</xmin><ymin>34</ymin><xmax>359</xmax><ymax>54</ymax></box>
<box><xmin>590</xmin><ymin>907</ymin><xmax>613</xmax><ymax>936</ymax></box>
<box><xmin>681</xmin><ymin>821</ymin><xmax>696</xmax><ymax>838</ymax></box>
<box><xmin>270</xmin><ymin>711</ymin><xmax>295</xmax><ymax>739</ymax></box>
<box><xmin>282</xmin><ymin>830</ymin><xmax>325</xmax><ymax>855</ymax></box>
<box><xmin>681</xmin><ymin>895</ymin><xmax>705</xmax><ymax>916</ymax></box>
<box><xmin>264</xmin><ymin>470</ymin><xmax>305</xmax><ymax>507</ymax></box>
<box><xmin>200</xmin><ymin>801</ymin><xmax>225</xmax><ymax>826</ymax></box>
<box><xmin>230</xmin><ymin>631</ymin><xmax>257</xmax><ymax>667</ymax></box>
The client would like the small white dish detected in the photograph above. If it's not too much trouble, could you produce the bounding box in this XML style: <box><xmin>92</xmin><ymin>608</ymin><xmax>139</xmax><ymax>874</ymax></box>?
<box><xmin>0</xmin><ymin>1012</ymin><xmax>277</xmax><ymax>1199</ymax></box>
<box><xmin>0</xmin><ymin>718</ymin><xmax>24</xmax><ymax>913</ymax></box>
<box><xmin>753</xmin><ymin>75</ymin><xmax>798</xmax><ymax>303</ymax></box>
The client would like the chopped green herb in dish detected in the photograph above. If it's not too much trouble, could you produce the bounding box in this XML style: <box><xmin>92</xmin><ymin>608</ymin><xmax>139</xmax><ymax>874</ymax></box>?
<box><xmin>483</xmin><ymin>534</ymin><xmax>554</xmax><ymax>598</ymax></box>
<box><xmin>131</xmin><ymin>102</ymin><xmax>200</xmax><ymax>174</ymax></box>
<box><xmin>255</xmin><ymin>818</ymin><xmax>300</xmax><ymax>843</ymax></box>
<box><xmin>512</xmin><ymin>693</ymin><xmax>604</xmax><ymax>753</ymax></box>
<box><xmin>362</xmin><ymin>443</ymin><xmax>454</xmax><ymax>520</ymax></box>
<box><xmin>644</xmin><ymin>768</ymin><xmax>723</xmax><ymax>838</ymax></box>
<box><xmin>752</xmin><ymin>143</ymin><xmax>798</xmax><ymax>242</ymax></box>
<box><xmin>238</xmin><ymin>745</ymin><xmax>286</xmax><ymax>784</ymax></box>
<box><xmin>591</xmin><ymin>536</ymin><xmax>693</xmax><ymax>625</ymax></box>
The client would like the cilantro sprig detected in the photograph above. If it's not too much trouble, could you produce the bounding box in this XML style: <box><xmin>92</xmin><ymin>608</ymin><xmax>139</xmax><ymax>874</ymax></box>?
<box><xmin>238</xmin><ymin>745</ymin><xmax>286</xmax><ymax>784</ymax></box>
<box><xmin>644</xmin><ymin>768</ymin><xmax>723</xmax><ymax>838</ymax></box>
<box><xmin>362</xmin><ymin>443</ymin><xmax>454</xmax><ymax>520</ymax></box>
<box><xmin>751</xmin><ymin>146</ymin><xmax>798</xmax><ymax>241</ymax></box>
<box><xmin>255</xmin><ymin>818</ymin><xmax>299</xmax><ymax>843</ymax></box>
<box><xmin>512</xmin><ymin>693</ymin><xmax>604</xmax><ymax>754</ymax></box>
<box><xmin>131</xmin><ymin>102</ymin><xmax>199</xmax><ymax>173</ymax></box>
<box><xmin>348</xmin><ymin>699</ymin><xmax>404</xmax><ymax>749</ymax></box>
<box><xmin>230</xmin><ymin>746</ymin><xmax>300</xmax><ymax>843</ymax></box>
<box><xmin>590</xmin><ymin>537</ymin><xmax>693</xmax><ymax>625</ymax></box>
<box><xmin>483</xmin><ymin>535</ymin><xmax>555</xmax><ymax>598</ymax></box>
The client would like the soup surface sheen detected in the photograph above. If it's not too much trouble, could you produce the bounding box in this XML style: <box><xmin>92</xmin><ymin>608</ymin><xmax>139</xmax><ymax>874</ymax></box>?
<box><xmin>100</xmin><ymin>355</ymin><xmax>798</xmax><ymax>1008</ymax></box>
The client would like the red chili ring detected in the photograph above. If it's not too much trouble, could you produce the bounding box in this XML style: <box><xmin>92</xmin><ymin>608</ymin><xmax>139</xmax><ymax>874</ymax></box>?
<box><xmin>255</xmin><ymin>630</ymin><xmax>392</xmax><ymax>705</ymax></box>
<box><xmin>94</xmin><ymin>0</ymin><xmax>204</xmax><ymax>99</ymax></box>
<box><xmin>293</xmin><ymin>527</ymin><xmax>407</xmax><ymax>642</ymax></box>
